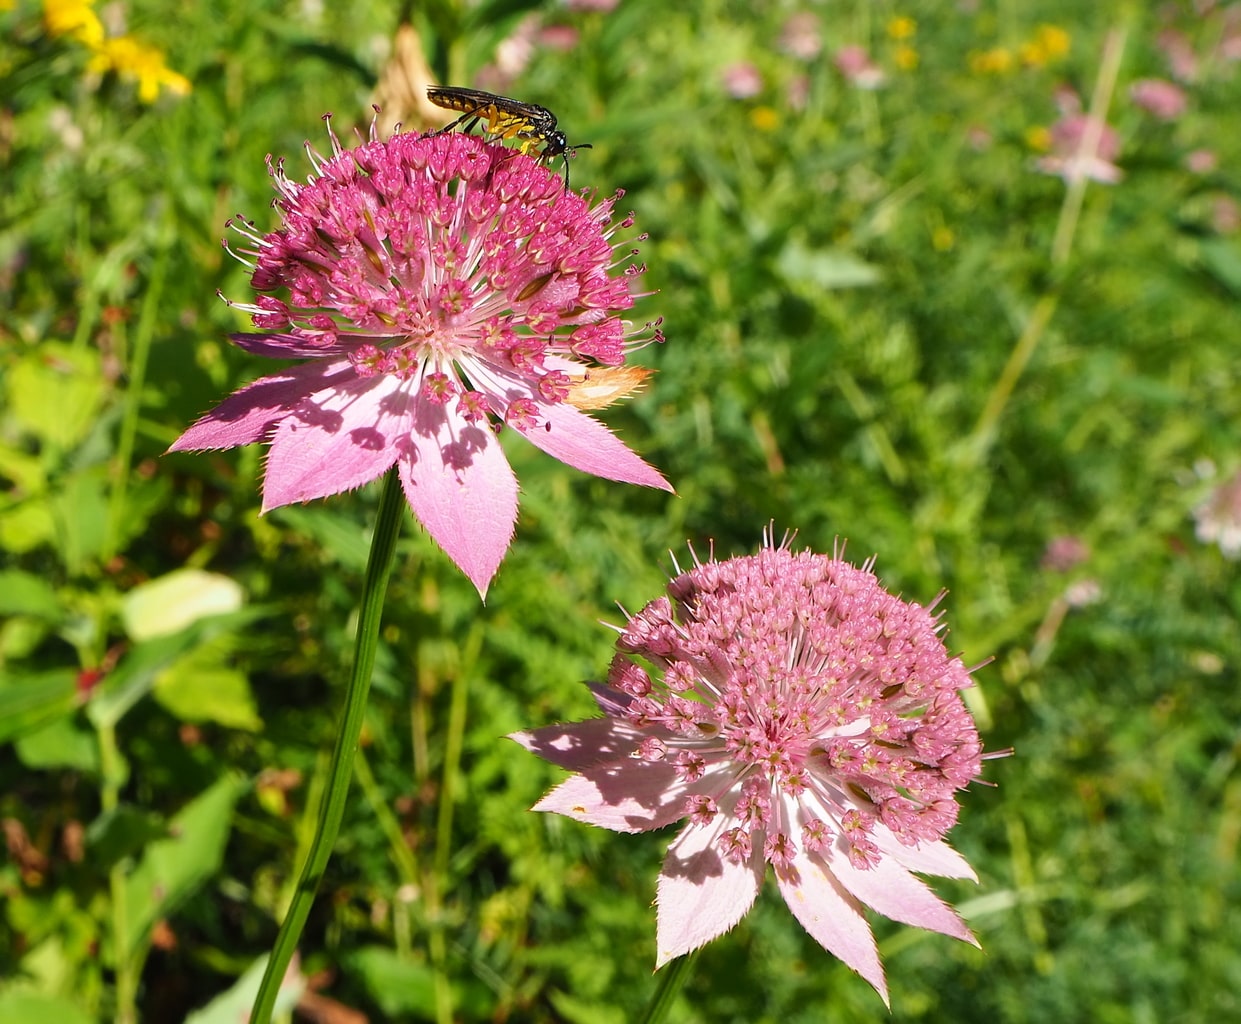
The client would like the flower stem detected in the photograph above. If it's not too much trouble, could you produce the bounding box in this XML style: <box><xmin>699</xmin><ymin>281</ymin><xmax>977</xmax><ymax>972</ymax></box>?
<box><xmin>968</xmin><ymin>26</ymin><xmax>1127</xmax><ymax>460</ymax></box>
<box><xmin>636</xmin><ymin>951</ymin><xmax>699</xmax><ymax>1024</ymax></box>
<box><xmin>105</xmin><ymin>225</ymin><xmax>170</xmax><ymax>563</ymax></box>
<box><xmin>250</xmin><ymin>467</ymin><xmax>406</xmax><ymax>1023</ymax></box>
<box><xmin>98</xmin><ymin>720</ymin><xmax>136</xmax><ymax>1024</ymax></box>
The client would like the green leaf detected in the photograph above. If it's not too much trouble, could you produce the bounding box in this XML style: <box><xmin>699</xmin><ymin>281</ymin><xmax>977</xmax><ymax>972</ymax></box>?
<box><xmin>87</xmin><ymin>607</ymin><xmax>267</xmax><ymax>730</ymax></box>
<box><xmin>776</xmin><ymin>241</ymin><xmax>882</xmax><ymax>290</ymax></box>
<box><xmin>121</xmin><ymin>568</ymin><xmax>245</xmax><ymax>642</ymax></box>
<box><xmin>14</xmin><ymin>716</ymin><xmax>99</xmax><ymax>773</ymax></box>
<box><xmin>0</xmin><ymin>990</ymin><xmax>93</xmax><ymax>1024</ymax></box>
<box><xmin>86</xmin><ymin>805</ymin><xmax>171</xmax><ymax>869</ymax></box>
<box><xmin>183</xmin><ymin>954</ymin><xmax>306</xmax><ymax>1024</ymax></box>
<box><xmin>0</xmin><ymin>668</ymin><xmax>82</xmax><ymax>745</ymax></box>
<box><xmin>120</xmin><ymin>774</ymin><xmax>249</xmax><ymax>961</ymax></box>
<box><xmin>343</xmin><ymin>946</ymin><xmax>439</xmax><ymax>1019</ymax></box>
<box><xmin>0</xmin><ymin>570</ymin><xmax>63</xmax><ymax>620</ymax></box>
<box><xmin>5</xmin><ymin>342</ymin><xmax>106</xmax><ymax>452</ymax></box>
<box><xmin>154</xmin><ymin>648</ymin><xmax>263</xmax><ymax>731</ymax></box>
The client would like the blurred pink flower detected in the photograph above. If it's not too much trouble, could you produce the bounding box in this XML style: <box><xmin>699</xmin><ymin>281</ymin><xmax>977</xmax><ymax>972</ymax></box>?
<box><xmin>786</xmin><ymin>73</ymin><xmax>811</xmax><ymax>111</ymax></box>
<box><xmin>1129</xmin><ymin>77</ymin><xmax>1188</xmax><ymax>120</ymax></box>
<box><xmin>1185</xmin><ymin>148</ymin><xmax>1218</xmax><ymax>174</ymax></box>
<box><xmin>1157</xmin><ymin>29</ymin><xmax>1199</xmax><ymax>81</ymax></box>
<box><xmin>1036</xmin><ymin>113</ymin><xmax>1122</xmax><ymax>184</ymax></box>
<box><xmin>170</xmin><ymin>127</ymin><xmax>670</xmax><ymax>596</ymax></box>
<box><xmin>779</xmin><ymin>12</ymin><xmax>823</xmax><ymax>61</ymax></box>
<box><xmin>1040</xmin><ymin>536</ymin><xmax>1090</xmax><ymax>573</ymax></box>
<box><xmin>515</xmin><ymin>540</ymin><xmax>987</xmax><ymax>1004</ymax></box>
<box><xmin>721</xmin><ymin>61</ymin><xmax>763</xmax><ymax>98</ymax></box>
<box><xmin>1211</xmin><ymin>195</ymin><xmax>1241</xmax><ymax>233</ymax></box>
<box><xmin>1194</xmin><ymin>470</ymin><xmax>1241</xmax><ymax>558</ymax></box>
<box><xmin>835</xmin><ymin>44</ymin><xmax>885</xmax><ymax>89</ymax></box>
<box><xmin>539</xmin><ymin>25</ymin><xmax>580</xmax><ymax>51</ymax></box>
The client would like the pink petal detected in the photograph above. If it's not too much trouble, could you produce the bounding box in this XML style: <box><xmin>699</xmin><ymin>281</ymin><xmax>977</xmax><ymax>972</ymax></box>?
<box><xmin>825</xmin><ymin>852</ymin><xmax>976</xmax><ymax>945</ymax></box>
<box><xmin>228</xmin><ymin>331</ymin><xmax>356</xmax><ymax>359</ymax></box>
<box><xmin>532</xmin><ymin>760</ymin><xmax>686</xmax><ymax>832</ymax></box>
<box><xmin>509</xmin><ymin>716</ymin><xmax>642</xmax><ymax>771</ymax></box>
<box><xmin>398</xmin><ymin>396</ymin><xmax>518</xmax><ymax>598</ymax></box>
<box><xmin>261</xmin><ymin>374</ymin><xmax>404</xmax><ymax>511</ymax></box>
<box><xmin>776</xmin><ymin>856</ymin><xmax>888</xmax><ymax>1005</ymax></box>
<box><xmin>882</xmin><ymin>834</ymin><xmax>978</xmax><ymax>881</ymax></box>
<box><xmin>655</xmin><ymin>820</ymin><xmax>763</xmax><ymax>966</ymax></box>
<box><xmin>168</xmin><ymin>361</ymin><xmax>354</xmax><ymax>452</ymax></box>
<box><xmin>520</xmin><ymin>401</ymin><xmax>672</xmax><ymax>491</ymax></box>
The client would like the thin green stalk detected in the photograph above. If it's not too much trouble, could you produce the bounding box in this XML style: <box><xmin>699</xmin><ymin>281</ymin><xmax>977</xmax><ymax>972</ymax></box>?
<box><xmin>354</xmin><ymin>747</ymin><xmax>420</xmax><ymax>885</ymax></box>
<box><xmin>104</xmin><ymin>233</ymin><xmax>170</xmax><ymax>562</ymax></box>
<box><xmin>97</xmin><ymin>722</ymin><xmax>135</xmax><ymax>1024</ymax></box>
<box><xmin>968</xmin><ymin>27</ymin><xmax>1127</xmax><ymax>460</ymax></box>
<box><xmin>250</xmin><ymin>468</ymin><xmax>406</xmax><ymax>1023</ymax></box>
<box><xmin>637</xmin><ymin>951</ymin><xmax>700</xmax><ymax>1024</ymax></box>
<box><xmin>425</xmin><ymin>624</ymin><xmax>482</xmax><ymax>1024</ymax></box>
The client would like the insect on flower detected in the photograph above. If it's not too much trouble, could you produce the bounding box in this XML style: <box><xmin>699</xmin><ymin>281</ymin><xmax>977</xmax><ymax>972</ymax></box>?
<box><xmin>426</xmin><ymin>85</ymin><xmax>592</xmax><ymax>187</ymax></box>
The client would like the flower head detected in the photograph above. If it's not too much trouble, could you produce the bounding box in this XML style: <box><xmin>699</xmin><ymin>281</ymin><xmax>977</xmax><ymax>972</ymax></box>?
<box><xmin>1129</xmin><ymin>77</ymin><xmax>1188</xmax><ymax>121</ymax></box>
<box><xmin>1035</xmin><ymin>112</ymin><xmax>1122</xmax><ymax>184</ymax></box>
<box><xmin>514</xmin><ymin>539</ymin><xmax>987</xmax><ymax>1003</ymax></box>
<box><xmin>1194</xmin><ymin>469</ymin><xmax>1241</xmax><ymax>558</ymax></box>
<box><xmin>835</xmin><ymin>45</ymin><xmax>886</xmax><ymax>89</ymax></box>
<box><xmin>170</xmin><ymin>124</ymin><xmax>670</xmax><ymax>596</ymax></box>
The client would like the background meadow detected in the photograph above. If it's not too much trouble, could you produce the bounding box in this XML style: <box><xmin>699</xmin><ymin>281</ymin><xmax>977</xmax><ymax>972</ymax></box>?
<box><xmin>3</xmin><ymin>0</ymin><xmax>1241</xmax><ymax>1021</ymax></box>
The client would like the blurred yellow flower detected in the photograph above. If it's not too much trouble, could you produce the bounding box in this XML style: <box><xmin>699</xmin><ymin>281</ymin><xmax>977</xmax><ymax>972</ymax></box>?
<box><xmin>1020</xmin><ymin>25</ymin><xmax>1071</xmax><ymax>67</ymax></box>
<box><xmin>969</xmin><ymin>48</ymin><xmax>1014</xmax><ymax>74</ymax></box>
<box><xmin>932</xmin><ymin>225</ymin><xmax>955</xmax><ymax>252</ymax></box>
<box><xmin>1035</xmin><ymin>25</ymin><xmax>1070</xmax><ymax>59</ymax></box>
<box><xmin>1024</xmin><ymin>125</ymin><xmax>1052</xmax><ymax>152</ymax></box>
<box><xmin>43</xmin><ymin>0</ymin><xmax>104</xmax><ymax>48</ymax></box>
<box><xmin>887</xmin><ymin>16</ymin><xmax>916</xmax><ymax>40</ymax></box>
<box><xmin>894</xmin><ymin>45</ymin><xmax>918</xmax><ymax>70</ymax></box>
<box><xmin>750</xmin><ymin>105</ymin><xmax>779</xmax><ymax>132</ymax></box>
<box><xmin>88</xmin><ymin>36</ymin><xmax>191</xmax><ymax>102</ymax></box>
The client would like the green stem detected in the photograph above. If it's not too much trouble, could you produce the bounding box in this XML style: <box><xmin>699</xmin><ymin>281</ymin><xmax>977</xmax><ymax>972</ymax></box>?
<box><xmin>250</xmin><ymin>468</ymin><xmax>406</xmax><ymax>1023</ymax></box>
<box><xmin>104</xmin><ymin>232</ymin><xmax>170</xmax><ymax>562</ymax></box>
<box><xmin>426</xmin><ymin>624</ymin><xmax>481</xmax><ymax>1024</ymax></box>
<box><xmin>637</xmin><ymin>951</ymin><xmax>699</xmax><ymax>1024</ymax></box>
<box><xmin>968</xmin><ymin>27</ymin><xmax>1127</xmax><ymax>460</ymax></box>
<box><xmin>98</xmin><ymin>722</ymin><xmax>135</xmax><ymax>1024</ymax></box>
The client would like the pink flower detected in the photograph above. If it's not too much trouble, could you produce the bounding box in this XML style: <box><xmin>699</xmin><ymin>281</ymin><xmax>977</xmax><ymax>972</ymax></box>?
<box><xmin>779</xmin><ymin>13</ymin><xmax>823</xmax><ymax>61</ymax></box>
<box><xmin>721</xmin><ymin>61</ymin><xmax>763</xmax><ymax>99</ymax></box>
<box><xmin>835</xmin><ymin>45</ymin><xmax>885</xmax><ymax>89</ymax></box>
<box><xmin>170</xmin><ymin>125</ymin><xmax>670</xmax><ymax>596</ymax></box>
<box><xmin>1185</xmin><ymin>148</ymin><xmax>1218</xmax><ymax>174</ymax></box>
<box><xmin>514</xmin><ymin>540</ymin><xmax>987</xmax><ymax>1004</ymax></box>
<box><xmin>1194</xmin><ymin>470</ymin><xmax>1241</xmax><ymax>558</ymax></box>
<box><xmin>1129</xmin><ymin>77</ymin><xmax>1188</xmax><ymax>120</ymax></box>
<box><xmin>1157</xmin><ymin>29</ymin><xmax>1199</xmax><ymax>82</ymax></box>
<box><xmin>1036</xmin><ymin>113</ymin><xmax>1123</xmax><ymax>184</ymax></box>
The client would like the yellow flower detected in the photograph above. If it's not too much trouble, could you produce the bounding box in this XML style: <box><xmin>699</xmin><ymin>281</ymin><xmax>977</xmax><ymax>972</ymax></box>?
<box><xmin>1035</xmin><ymin>24</ymin><xmax>1070</xmax><ymax>59</ymax></box>
<box><xmin>88</xmin><ymin>36</ymin><xmax>191</xmax><ymax>102</ymax></box>
<box><xmin>1024</xmin><ymin>125</ymin><xmax>1051</xmax><ymax>152</ymax></box>
<box><xmin>969</xmin><ymin>47</ymin><xmax>1014</xmax><ymax>74</ymax></box>
<box><xmin>887</xmin><ymin>16</ymin><xmax>916</xmax><ymax>40</ymax></box>
<box><xmin>894</xmin><ymin>44</ymin><xmax>918</xmax><ymax>71</ymax></box>
<box><xmin>750</xmin><ymin>105</ymin><xmax>779</xmax><ymax>132</ymax></box>
<box><xmin>43</xmin><ymin>0</ymin><xmax>104</xmax><ymax>48</ymax></box>
<box><xmin>1020</xmin><ymin>25</ymin><xmax>1070</xmax><ymax>67</ymax></box>
<box><xmin>932</xmin><ymin>225</ymin><xmax>955</xmax><ymax>252</ymax></box>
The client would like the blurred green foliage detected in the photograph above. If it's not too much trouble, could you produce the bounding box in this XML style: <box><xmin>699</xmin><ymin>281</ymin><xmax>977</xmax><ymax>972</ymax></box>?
<box><xmin>3</xmin><ymin>0</ymin><xmax>1241</xmax><ymax>1021</ymax></box>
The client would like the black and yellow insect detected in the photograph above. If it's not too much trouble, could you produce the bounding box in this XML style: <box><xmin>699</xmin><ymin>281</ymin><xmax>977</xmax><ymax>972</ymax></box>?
<box><xmin>426</xmin><ymin>85</ymin><xmax>591</xmax><ymax>186</ymax></box>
